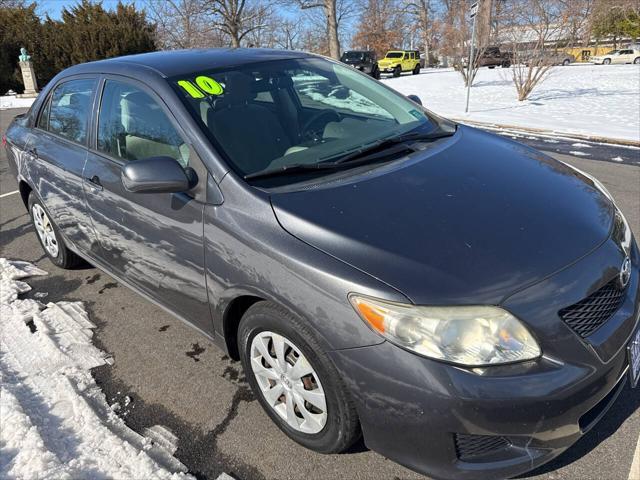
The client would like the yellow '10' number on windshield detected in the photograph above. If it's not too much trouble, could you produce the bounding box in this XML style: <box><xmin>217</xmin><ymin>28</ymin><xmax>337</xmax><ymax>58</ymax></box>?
<box><xmin>178</xmin><ymin>76</ymin><xmax>224</xmax><ymax>98</ymax></box>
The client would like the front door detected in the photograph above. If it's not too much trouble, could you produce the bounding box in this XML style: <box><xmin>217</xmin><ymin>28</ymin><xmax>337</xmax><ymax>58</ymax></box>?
<box><xmin>83</xmin><ymin>76</ymin><xmax>211</xmax><ymax>333</ymax></box>
<box><xmin>28</xmin><ymin>77</ymin><xmax>100</xmax><ymax>255</ymax></box>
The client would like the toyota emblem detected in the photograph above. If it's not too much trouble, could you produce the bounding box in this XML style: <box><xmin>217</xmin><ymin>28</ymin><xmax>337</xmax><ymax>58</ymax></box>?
<box><xmin>619</xmin><ymin>256</ymin><xmax>631</xmax><ymax>288</ymax></box>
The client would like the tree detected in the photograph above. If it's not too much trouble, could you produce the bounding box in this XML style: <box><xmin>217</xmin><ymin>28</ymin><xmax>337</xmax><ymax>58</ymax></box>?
<box><xmin>290</xmin><ymin>0</ymin><xmax>342</xmax><ymax>58</ymax></box>
<box><xmin>402</xmin><ymin>0</ymin><xmax>429</xmax><ymax>61</ymax></box>
<box><xmin>440</xmin><ymin>0</ymin><xmax>491</xmax><ymax>86</ymax></box>
<box><xmin>46</xmin><ymin>1</ymin><xmax>156</xmax><ymax>70</ymax></box>
<box><xmin>352</xmin><ymin>0</ymin><xmax>403</xmax><ymax>58</ymax></box>
<box><xmin>0</xmin><ymin>2</ymin><xmax>43</xmax><ymax>93</ymax></box>
<box><xmin>204</xmin><ymin>0</ymin><xmax>270</xmax><ymax>48</ymax></box>
<box><xmin>145</xmin><ymin>0</ymin><xmax>224</xmax><ymax>49</ymax></box>
<box><xmin>0</xmin><ymin>1</ymin><xmax>156</xmax><ymax>94</ymax></box>
<box><xmin>501</xmin><ymin>0</ymin><xmax>578</xmax><ymax>101</ymax></box>
<box><xmin>592</xmin><ymin>0</ymin><xmax>640</xmax><ymax>48</ymax></box>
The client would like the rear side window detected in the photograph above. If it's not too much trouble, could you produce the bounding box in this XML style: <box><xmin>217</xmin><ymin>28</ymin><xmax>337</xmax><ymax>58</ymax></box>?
<box><xmin>46</xmin><ymin>79</ymin><xmax>95</xmax><ymax>144</ymax></box>
<box><xmin>97</xmin><ymin>80</ymin><xmax>190</xmax><ymax>168</ymax></box>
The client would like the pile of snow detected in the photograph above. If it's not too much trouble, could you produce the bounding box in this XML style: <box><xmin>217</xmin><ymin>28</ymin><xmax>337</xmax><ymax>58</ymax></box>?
<box><xmin>0</xmin><ymin>258</ymin><xmax>193</xmax><ymax>480</ymax></box>
<box><xmin>382</xmin><ymin>64</ymin><xmax>640</xmax><ymax>143</ymax></box>
<box><xmin>0</xmin><ymin>95</ymin><xmax>36</xmax><ymax>110</ymax></box>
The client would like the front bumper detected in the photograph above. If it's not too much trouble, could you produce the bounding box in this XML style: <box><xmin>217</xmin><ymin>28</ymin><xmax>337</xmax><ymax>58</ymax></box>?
<box><xmin>330</xmin><ymin>237</ymin><xmax>639</xmax><ymax>480</ymax></box>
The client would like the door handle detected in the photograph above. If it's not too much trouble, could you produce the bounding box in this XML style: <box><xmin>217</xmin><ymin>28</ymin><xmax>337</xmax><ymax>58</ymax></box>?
<box><xmin>85</xmin><ymin>175</ymin><xmax>103</xmax><ymax>191</ymax></box>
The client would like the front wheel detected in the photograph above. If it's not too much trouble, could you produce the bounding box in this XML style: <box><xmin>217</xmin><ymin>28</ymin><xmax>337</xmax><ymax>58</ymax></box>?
<box><xmin>238</xmin><ymin>302</ymin><xmax>360</xmax><ymax>454</ymax></box>
<box><xmin>28</xmin><ymin>193</ymin><xmax>82</xmax><ymax>269</ymax></box>
<box><xmin>562</xmin><ymin>59</ymin><xmax>570</xmax><ymax>66</ymax></box>
<box><xmin>603</xmin><ymin>58</ymin><xmax>611</xmax><ymax>65</ymax></box>
<box><xmin>393</xmin><ymin>65</ymin><xmax>401</xmax><ymax>77</ymax></box>
<box><xmin>371</xmin><ymin>65</ymin><xmax>380</xmax><ymax>80</ymax></box>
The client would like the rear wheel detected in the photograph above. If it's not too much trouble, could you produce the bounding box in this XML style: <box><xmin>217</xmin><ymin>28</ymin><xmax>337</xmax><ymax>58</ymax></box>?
<box><xmin>238</xmin><ymin>302</ymin><xmax>360</xmax><ymax>454</ymax></box>
<box><xmin>28</xmin><ymin>193</ymin><xmax>81</xmax><ymax>269</ymax></box>
<box><xmin>393</xmin><ymin>65</ymin><xmax>401</xmax><ymax>77</ymax></box>
<box><xmin>634</xmin><ymin>57</ymin><xmax>640</xmax><ymax>64</ymax></box>
<box><xmin>603</xmin><ymin>58</ymin><xmax>611</xmax><ymax>65</ymax></box>
<box><xmin>412</xmin><ymin>64</ymin><xmax>421</xmax><ymax>75</ymax></box>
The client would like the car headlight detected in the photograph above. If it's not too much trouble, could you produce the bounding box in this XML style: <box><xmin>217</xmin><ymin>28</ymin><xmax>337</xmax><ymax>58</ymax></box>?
<box><xmin>349</xmin><ymin>295</ymin><xmax>541</xmax><ymax>366</ymax></box>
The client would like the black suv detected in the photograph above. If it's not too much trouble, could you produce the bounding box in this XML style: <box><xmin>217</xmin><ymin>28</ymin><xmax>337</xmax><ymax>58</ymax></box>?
<box><xmin>340</xmin><ymin>50</ymin><xmax>379</xmax><ymax>78</ymax></box>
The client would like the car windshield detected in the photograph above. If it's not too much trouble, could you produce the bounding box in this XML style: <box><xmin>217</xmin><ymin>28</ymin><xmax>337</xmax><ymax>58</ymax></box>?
<box><xmin>385</xmin><ymin>52</ymin><xmax>403</xmax><ymax>58</ymax></box>
<box><xmin>171</xmin><ymin>57</ymin><xmax>437</xmax><ymax>183</ymax></box>
<box><xmin>342</xmin><ymin>52</ymin><xmax>364</xmax><ymax>60</ymax></box>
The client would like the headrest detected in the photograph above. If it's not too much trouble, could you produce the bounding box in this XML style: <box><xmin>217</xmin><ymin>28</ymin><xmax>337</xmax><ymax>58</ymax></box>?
<box><xmin>223</xmin><ymin>72</ymin><xmax>254</xmax><ymax>105</ymax></box>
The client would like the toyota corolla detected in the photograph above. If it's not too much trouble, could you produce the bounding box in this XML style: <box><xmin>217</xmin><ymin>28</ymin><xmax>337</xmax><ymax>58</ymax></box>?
<box><xmin>4</xmin><ymin>49</ymin><xmax>639</xmax><ymax>480</ymax></box>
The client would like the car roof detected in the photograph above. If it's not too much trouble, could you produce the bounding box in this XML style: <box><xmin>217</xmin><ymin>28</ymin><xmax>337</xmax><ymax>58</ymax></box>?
<box><xmin>61</xmin><ymin>48</ymin><xmax>313</xmax><ymax>79</ymax></box>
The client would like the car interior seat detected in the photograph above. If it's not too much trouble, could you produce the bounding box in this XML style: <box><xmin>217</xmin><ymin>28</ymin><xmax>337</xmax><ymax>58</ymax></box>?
<box><xmin>208</xmin><ymin>71</ymin><xmax>291</xmax><ymax>174</ymax></box>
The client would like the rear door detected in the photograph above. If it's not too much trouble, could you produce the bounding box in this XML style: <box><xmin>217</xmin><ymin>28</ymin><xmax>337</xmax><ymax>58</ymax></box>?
<box><xmin>29</xmin><ymin>77</ymin><xmax>99</xmax><ymax>255</ymax></box>
<box><xmin>83</xmin><ymin>76</ymin><xmax>212</xmax><ymax>333</ymax></box>
<box><xmin>617</xmin><ymin>49</ymin><xmax>633</xmax><ymax>63</ymax></box>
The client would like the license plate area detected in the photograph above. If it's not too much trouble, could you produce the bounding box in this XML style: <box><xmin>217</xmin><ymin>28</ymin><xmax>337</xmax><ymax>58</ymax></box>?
<box><xmin>628</xmin><ymin>326</ymin><xmax>640</xmax><ymax>388</ymax></box>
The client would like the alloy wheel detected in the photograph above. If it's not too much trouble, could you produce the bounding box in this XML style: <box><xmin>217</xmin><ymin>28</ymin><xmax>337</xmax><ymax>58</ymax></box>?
<box><xmin>250</xmin><ymin>331</ymin><xmax>327</xmax><ymax>434</ymax></box>
<box><xmin>32</xmin><ymin>203</ymin><xmax>59</xmax><ymax>257</ymax></box>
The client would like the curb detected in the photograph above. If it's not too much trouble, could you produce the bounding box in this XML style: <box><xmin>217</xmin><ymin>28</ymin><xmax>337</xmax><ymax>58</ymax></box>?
<box><xmin>451</xmin><ymin>118</ymin><xmax>640</xmax><ymax>148</ymax></box>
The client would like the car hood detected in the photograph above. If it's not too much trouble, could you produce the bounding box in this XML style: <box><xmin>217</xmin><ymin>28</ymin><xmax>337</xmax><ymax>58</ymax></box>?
<box><xmin>379</xmin><ymin>58</ymin><xmax>400</xmax><ymax>65</ymax></box>
<box><xmin>271</xmin><ymin>127</ymin><xmax>614</xmax><ymax>305</ymax></box>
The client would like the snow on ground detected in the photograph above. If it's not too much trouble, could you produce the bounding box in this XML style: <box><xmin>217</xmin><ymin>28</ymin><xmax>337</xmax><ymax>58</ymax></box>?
<box><xmin>382</xmin><ymin>64</ymin><xmax>640</xmax><ymax>143</ymax></box>
<box><xmin>0</xmin><ymin>258</ymin><xmax>193</xmax><ymax>480</ymax></box>
<box><xmin>0</xmin><ymin>95</ymin><xmax>36</xmax><ymax>110</ymax></box>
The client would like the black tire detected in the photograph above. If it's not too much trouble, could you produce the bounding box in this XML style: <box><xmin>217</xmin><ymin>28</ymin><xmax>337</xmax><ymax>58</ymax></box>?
<box><xmin>412</xmin><ymin>64</ymin><xmax>421</xmax><ymax>75</ymax></box>
<box><xmin>634</xmin><ymin>57</ymin><xmax>640</xmax><ymax>64</ymax></box>
<box><xmin>393</xmin><ymin>65</ymin><xmax>401</xmax><ymax>77</ymax></box>
<box><xmin>371</xmin><ymin>65</ymin><xmax>380</xmax><ymax>80</ymax></box>
<box><xmin>238</xmin><ymin>301</ymin><xmax>361</xmax><ymax>454</ymax></box>
<box><xmin>603</xmin><ymin>58</ymin><xmax>611</xmax><ymax>65</ymax></box>
<box><xmin>562</xmin><ymin>59</ymin><xmax>570</xmax><ymax>66</ymax></box>
<box><xmin>488</xmin><ymin>65</ymin><xmax>496</xmax><ymax>69</ymax></box>
<box><xmin>28</xmin><ymin>193</ymin><xmax>82</xmax><ymax>269</ymax></box>
<box><xmin>502</xmin><ymin>60</ymin><xmax>511</xmax><ymax>68</ymax></box>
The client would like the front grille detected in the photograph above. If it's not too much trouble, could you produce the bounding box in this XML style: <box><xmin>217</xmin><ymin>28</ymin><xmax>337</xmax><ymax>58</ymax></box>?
<box><xmin>559</xmin><ymin>278</ymin><xmax>626</xmax><ymax>338</ymax></box>
<box><xmin>454</xmin><ymin>434</ymin><xmax>511</xmax><ymax>460</ymax></box>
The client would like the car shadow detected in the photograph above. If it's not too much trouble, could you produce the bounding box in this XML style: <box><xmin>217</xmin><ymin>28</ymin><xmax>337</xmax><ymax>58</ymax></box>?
<box><xmin>519</xmin><ymin>381</ymin><xmax>639</xmax><ymax>477</ymax></box>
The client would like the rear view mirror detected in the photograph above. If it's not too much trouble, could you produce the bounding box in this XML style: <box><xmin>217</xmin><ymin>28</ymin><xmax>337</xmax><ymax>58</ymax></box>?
<box><xmin>407</xmin><ymin>94</ymin><xmax>422</xmax><ymax>106</ymax></box>
<box><xmin>121</xmin><ymin>156</ymin><xmax>193</xmax><ymax>193</ymax></box>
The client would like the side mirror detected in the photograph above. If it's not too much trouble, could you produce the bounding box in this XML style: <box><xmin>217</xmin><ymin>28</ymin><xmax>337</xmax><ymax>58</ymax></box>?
<box><xmin>407</xmin><ymin>94</ymin><xmax>422</xmax><ymax>106</ymax></box>
<box><xmin>121</xmin><ymin>156</ymin><xmax>194</xmax><ymax>193</ymax></box>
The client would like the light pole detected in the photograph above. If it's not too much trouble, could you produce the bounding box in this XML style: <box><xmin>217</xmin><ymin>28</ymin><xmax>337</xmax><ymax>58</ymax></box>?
<box><xmin>465</xmin><ymin>1</ymin><xmax>479</xmax><ymax>113</ymax></box>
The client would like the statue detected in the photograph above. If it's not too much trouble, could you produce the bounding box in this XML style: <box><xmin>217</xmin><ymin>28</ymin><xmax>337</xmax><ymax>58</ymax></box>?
<box><xmin>19</xmin><ymin>47</ymin><xmax>31</xmax><ymax>62</ymax></box>
<box><xmin>17</xmin><ymin>47</ymin><xmax>38</xmax><ymax>97</ymax></box>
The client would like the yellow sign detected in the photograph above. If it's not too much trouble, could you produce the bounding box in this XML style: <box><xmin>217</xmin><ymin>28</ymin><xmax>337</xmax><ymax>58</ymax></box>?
<box><xmin>178</xmin><ymin>76</ymin><xmax>224</xmax><ymax>98</ymax></box>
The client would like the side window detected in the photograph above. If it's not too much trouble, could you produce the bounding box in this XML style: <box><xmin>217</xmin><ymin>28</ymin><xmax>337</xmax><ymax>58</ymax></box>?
<box><xmin>97</xmin><ymin>80</ymin><xmax>190</xmax><ymax>168</ymax></box>
<box><xmin>37</xmin><ymin>95</ymin><xmax>51</xmax><ymax>130</ymax></box>
<box><xmin>47</xmin><ymin>79</ymin><xmax>95</xmax><ymax>144</ymax></box>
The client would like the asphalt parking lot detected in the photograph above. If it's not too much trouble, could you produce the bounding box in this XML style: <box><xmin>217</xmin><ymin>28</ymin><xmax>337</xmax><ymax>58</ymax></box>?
<box><xmin>1</xmin><ymin>107</ymin><xmax>639</xmax><ymax>480</ymax></box>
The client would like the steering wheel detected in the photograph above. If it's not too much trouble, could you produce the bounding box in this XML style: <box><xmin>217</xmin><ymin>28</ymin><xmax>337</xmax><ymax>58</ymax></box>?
<box><xmin>300</xmin><ymin>110</ymin><xmax>341</xmax><ymax>142</ymax></box>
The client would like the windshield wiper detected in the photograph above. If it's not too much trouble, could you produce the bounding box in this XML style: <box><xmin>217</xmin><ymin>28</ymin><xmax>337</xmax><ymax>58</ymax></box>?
<box><xmin>244</xmin><ymin>127</ymin><xmax>456</xmax><ymax>181</ymax></box>
<box><xmin>244</xmin><ymin>162</ymin><xmax>345</xmax><ymax>181</ymax></box>
<box><xmin>333</xmin><ymin>127</ymin><xmax>456</xmax><ymax>165</ymax></box>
